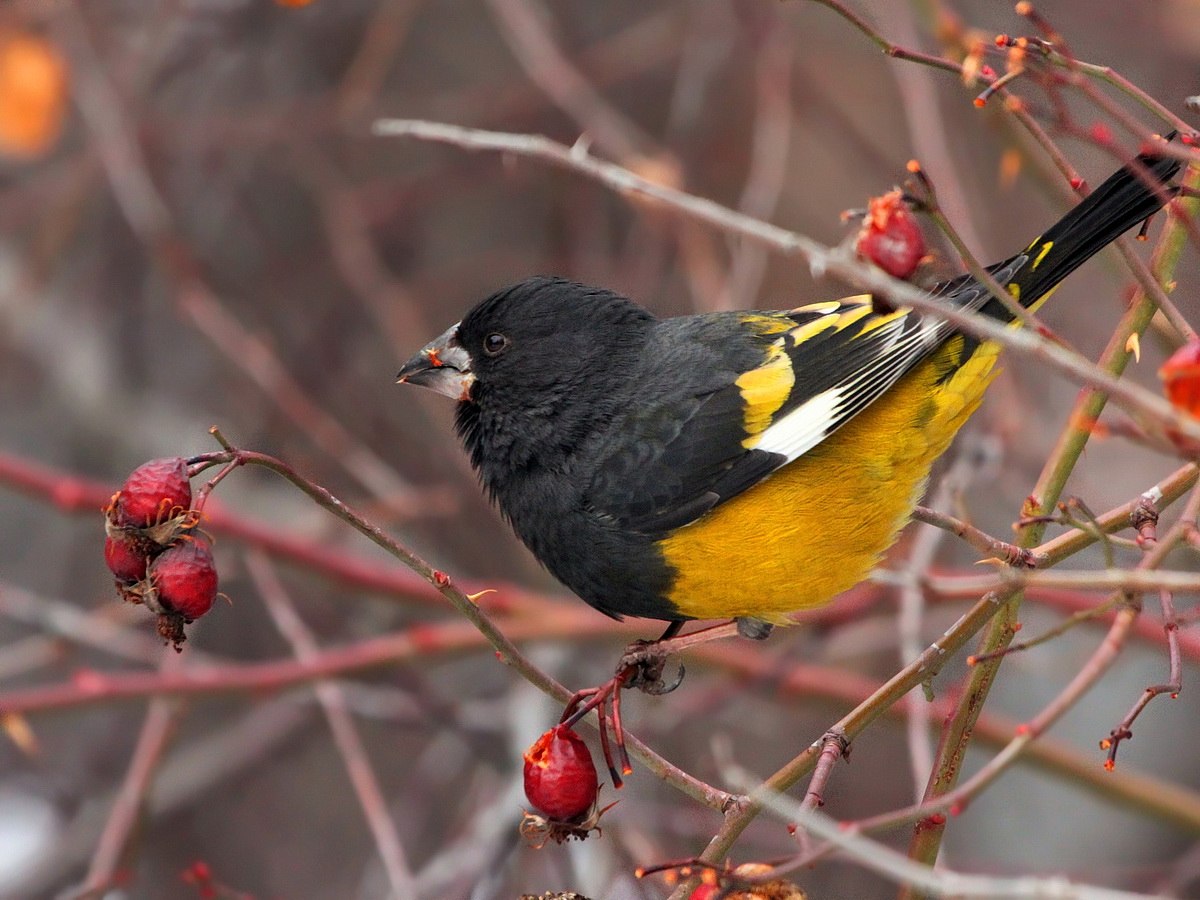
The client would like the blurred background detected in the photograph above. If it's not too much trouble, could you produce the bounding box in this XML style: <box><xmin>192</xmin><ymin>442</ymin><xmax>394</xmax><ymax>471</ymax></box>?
<box><xmin>2</xmin><ymin>0</ymin><xmax>1200</xmax><ymax>897</ymax></box>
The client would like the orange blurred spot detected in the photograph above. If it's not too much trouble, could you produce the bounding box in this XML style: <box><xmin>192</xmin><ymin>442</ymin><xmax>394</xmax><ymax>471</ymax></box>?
<box><xmin>1</xmin><ymin>712</ymin><xmax>39</xmax><ymax>757</ymax></box>
<box><xmin>999</xmin><ymin>148</ymin><xmax>1022</xmax><ymax>189</ymax></box>
<box><xmin>0</xmin><ymin>33</ymin><xmax>68</xmax><ymax>159</ymax></box>
<box><xmin>628</xmin><ymin>153</ymin><xmax>684</xmax><ymax>191</ymax></box>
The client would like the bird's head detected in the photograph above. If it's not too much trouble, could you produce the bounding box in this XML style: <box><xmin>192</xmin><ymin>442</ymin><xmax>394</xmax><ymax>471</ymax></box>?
<box><xmin>398</xmin><ymin>276</ymin><xmax>654</xmax><ymax>406</ymax></box>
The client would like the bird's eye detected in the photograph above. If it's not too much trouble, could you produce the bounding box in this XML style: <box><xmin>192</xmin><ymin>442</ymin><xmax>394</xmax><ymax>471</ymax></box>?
<box><xmin>483</xmin><ymin>333</ymin><xmax>508</xmax><ymax>356</ymax></box>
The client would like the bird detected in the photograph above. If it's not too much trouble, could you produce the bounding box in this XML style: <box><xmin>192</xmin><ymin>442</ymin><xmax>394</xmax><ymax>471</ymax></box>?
<box><xmin>397</xmin><ymin>143</ymin><xmax>1181</xmax><ymax>640</ymax></box>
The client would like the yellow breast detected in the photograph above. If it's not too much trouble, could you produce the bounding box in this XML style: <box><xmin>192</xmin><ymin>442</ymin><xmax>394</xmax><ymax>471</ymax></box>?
<box><xmin>658</xmin><ymin>336</ymin><xmax>1001</xmax><ymax>622</ymax></box>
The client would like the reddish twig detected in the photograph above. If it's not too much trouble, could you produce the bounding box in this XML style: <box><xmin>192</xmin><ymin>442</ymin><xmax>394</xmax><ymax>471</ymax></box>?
<box><xmin>1102</xmin><ymin>493</ymin><xmax>1189</xmax><ymax>768</ymax></box>
<box><xmin>911</xmin><ymin>505</ymin><xmax>1044</xmax><ymax>568</ymax></box>
<box><xmin>801</xmin><ymin>731</ymin><xmax>849</xmax><ymax>812</ymax></box>
<box><xmin>73</xmin><ymin>650</ymin><xmax>185</xmax><ymax>899</ymax></box>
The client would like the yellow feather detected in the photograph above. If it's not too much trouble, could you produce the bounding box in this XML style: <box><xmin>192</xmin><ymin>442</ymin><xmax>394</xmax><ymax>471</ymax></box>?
<box><xmin>1032</xmin><ymin>240</ymin><xmax>1054</xmax><ymax>270</ymax></box>
<box><xmin>736</xmin><ymin>346</ymin><xmax>796</xmax><ymax>447</ymax></box>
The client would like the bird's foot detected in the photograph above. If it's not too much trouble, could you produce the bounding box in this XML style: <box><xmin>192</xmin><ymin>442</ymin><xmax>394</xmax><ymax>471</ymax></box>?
<box><xmin>617</xmin><ymin>637</ymin><xmax>686</xmax><ymax>696</ymax></box>
<box><xmin>561</xmin><ymin>673</ymin><xmax>633</xmax><ymax>787</ymax></box>
<box><xmin>558</xmin><ymin>621</ymin><xmax>688</xmax><ymax>785</ymax></box>
<box><xmin>559</xmin><ymin>619</ymin><xmax>771</xmax><ymax>783</ymax></box>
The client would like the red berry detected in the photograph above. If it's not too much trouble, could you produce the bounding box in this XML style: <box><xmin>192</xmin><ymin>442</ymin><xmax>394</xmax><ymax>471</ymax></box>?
<box><xmin>104</xmin><ymin>534</ymin><xmax>148</xmax><ymax>583</ymax></box>
<box><xmin>150</xmin><ymin>539</ymin><xmax>218</xmax><ymax>621</ymax></box>
<box><xmin>1160</xmin><ymin>340</ymin><xmax>1200</xmax><ymax>416</ymax></box>
<box><xmin>688</xmin><ymin>885</ymin><xmax>720</xmax><ymax>900</ymax></box>
<box><xmin>113</xmin><ymin>457</ymin><xmax>192</xmax><ymax>527</ymax></box>
<box><xmin>522</xmin><ymin>724</ymin><xmax>598</xmax><ymax>821</ymax></box>
<box><xmin>855</xmin><ymin>189</ymin><xmax>926</xmax><ymax>280</ymax></box>
<box><xmin>1090</xmin><ymin>121</ymin><xmax>1114</xmax><ymax>145</ymax></box>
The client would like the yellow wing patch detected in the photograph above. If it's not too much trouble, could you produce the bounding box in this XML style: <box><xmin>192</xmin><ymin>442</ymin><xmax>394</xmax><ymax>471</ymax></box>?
<box><xmin>787</xmin><ymin>314</ymin><xmax>840</xmax><ymax>346</ymax></box>
<box><xmin>1032</xmin><ymin>240</ymin><xmax>1054</xmax><ymax>269</ymax></box>
<box><xmin>740</xmin><ymin>314</ymin><xmax>797</xmax><ymax>336</ymax></box>
<box><xmin>736</xmin><ymin>344</ymin><xmax>795</xmax><ymax>447</ymax></box>
<box><xmin>831</xmin><ymin>304</ymin><xmax>874</xmax><ymax>331</ymax></box>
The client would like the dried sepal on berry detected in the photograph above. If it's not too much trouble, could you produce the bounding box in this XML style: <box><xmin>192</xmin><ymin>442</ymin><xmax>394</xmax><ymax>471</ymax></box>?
<box><xmin>1160</xmin><ymin>339</ymin><xmax>1200</xmax><ymax>417</ymax></box>
<box><xmin>854</xmin><ymin>189</ymin><xmax>927</xmax><ymax>281</ymax></box>
<box><xmin>518</xmin><ymin>800</ymin><xmax>615</xmax><ymax>849</ymax></box>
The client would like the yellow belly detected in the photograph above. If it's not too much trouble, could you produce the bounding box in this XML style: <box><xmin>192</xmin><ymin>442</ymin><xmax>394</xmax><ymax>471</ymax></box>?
<box><xmin>659</xmin><ymin>336</ymin><xmax>1000</xmax><ymax>622</ymax></box>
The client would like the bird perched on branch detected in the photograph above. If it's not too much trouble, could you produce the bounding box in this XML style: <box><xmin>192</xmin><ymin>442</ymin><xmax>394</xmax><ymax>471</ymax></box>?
<box><xmin>398</xmin><ymin>142</ymin><xmax>1180</xmax><ymax>641</ymax></box>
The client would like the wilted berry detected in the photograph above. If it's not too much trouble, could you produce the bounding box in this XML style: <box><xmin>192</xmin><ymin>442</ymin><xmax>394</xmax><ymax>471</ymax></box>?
<box><xmin>855</xmin><ymin>189</ymin><xmax>926</xmax><ymax>280</ymax></box>
<box><xmin>523</xmin><ymin>725</ymin><xmax>599</xmax><ymax>822</ymax></box>
<box><xmin>150</xmin><ymin>539</ymin><xmax>218</xmax><ymax>621</ymax></box>
<box><xmin>111</xmin><ymin>457</ymin><xmax>192</xmax><ymax>527</ymax></box>
<box><xmin>1160</xmin><ymin>340</ymin><xmax>1200</xmax><ymax>416</ymax></box>
<box><xmin>104</xmin><ymin>534</ymin><xmax>148</xmax><ymax>584</ymax></box>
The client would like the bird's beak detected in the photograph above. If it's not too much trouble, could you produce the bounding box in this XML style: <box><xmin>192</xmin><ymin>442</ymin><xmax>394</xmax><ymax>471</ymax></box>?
<box><xmin>396</xmin><ymin>322</ymin><xmax>476</xmax><ymax>401</ymax></box>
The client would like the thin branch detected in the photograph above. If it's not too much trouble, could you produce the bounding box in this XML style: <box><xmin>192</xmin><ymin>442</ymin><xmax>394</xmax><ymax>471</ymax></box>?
<box><xmin>72</xmin><ymin>650</ymin><xmax>184</xmax><ymax>899</ymax></box>
<box><xmin>484</xmin><ymin>0</ymin><xmax>654</xmax><ymax>163</ymax></box>
<box><xmin>247</xmin><ymin>550</ymin><xmax>415</xmax><ymax>898</ymax></box>
<box><xmin>726</xmin><ymin>761</ymin><xmax>1156</xmax><ymax>900</ymax></box>
<box><xmin>372</xmin><ymin>118</ymin><xmax>1200</xmax><ymax>445</ymax></box>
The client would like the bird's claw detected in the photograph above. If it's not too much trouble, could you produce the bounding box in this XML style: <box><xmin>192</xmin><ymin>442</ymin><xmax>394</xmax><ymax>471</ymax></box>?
<box><xmin>617</xmin><ymin>639</ymin><xmax>685</xmax><ymax>695</ymax></box>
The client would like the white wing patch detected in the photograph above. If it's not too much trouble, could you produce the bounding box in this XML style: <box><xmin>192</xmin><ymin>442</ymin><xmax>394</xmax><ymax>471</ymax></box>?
<box><xmin>754</xmin><ymin>310</ymin><xmax>947</xmax><ymax>465</ymax></box>
<box><xmin>753</xmin><ymin>386</ymin><xmax>845</xmax><ymax>461</ymax></box>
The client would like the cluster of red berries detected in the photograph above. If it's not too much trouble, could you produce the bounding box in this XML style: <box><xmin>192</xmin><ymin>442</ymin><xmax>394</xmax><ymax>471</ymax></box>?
<box><xmin>854</xmin><ymin>188</ymin><xmax>927</xmax><ymax>281</ymax></box>
<box><xmin>103</xmin><ymin>457</ymin><xmax>218</xmax><ymax>649</ymax></box>
<box><xmin>520</xmin><ymin>724</ymin><xmax>607</xmax><ymax>847</ymax></box>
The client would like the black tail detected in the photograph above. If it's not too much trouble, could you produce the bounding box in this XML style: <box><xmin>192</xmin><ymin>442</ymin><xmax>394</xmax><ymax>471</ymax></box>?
<box><xmin>947</xmin><ymin>139</ymin><xmax>1182</xmax><ymax>319</ymax></box>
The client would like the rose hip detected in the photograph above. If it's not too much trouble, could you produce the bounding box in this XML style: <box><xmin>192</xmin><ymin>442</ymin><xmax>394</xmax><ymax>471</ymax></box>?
<box><xmin>150</xmin><ymin>539</ymin><xmax>218</xmax><ymax>621</ymax></box>
<box><xmin>855</xmin><ymin>189</ymin><xmax>926</xmax><ymax>281</ymax></box>
<box><xmin>112</xmin><ymin>457</ymin><xmax>192</xmax><ymax>527</ymax></box>
<box><xmin>104</xmin><ymin>534</ymin><xmax>148</xmax><ymax>583</ymax></box>
<box><xmin>523</xmin><ymin>724</ymin><xmax>599</xmax><ymax>822</ymax></box>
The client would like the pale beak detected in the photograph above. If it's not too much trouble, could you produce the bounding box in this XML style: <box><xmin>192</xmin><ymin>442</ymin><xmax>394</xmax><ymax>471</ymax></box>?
<box><xmin>396</xmin><ymin>322</ymin><xmax>476</xmax><ymax>402</ymax></box>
